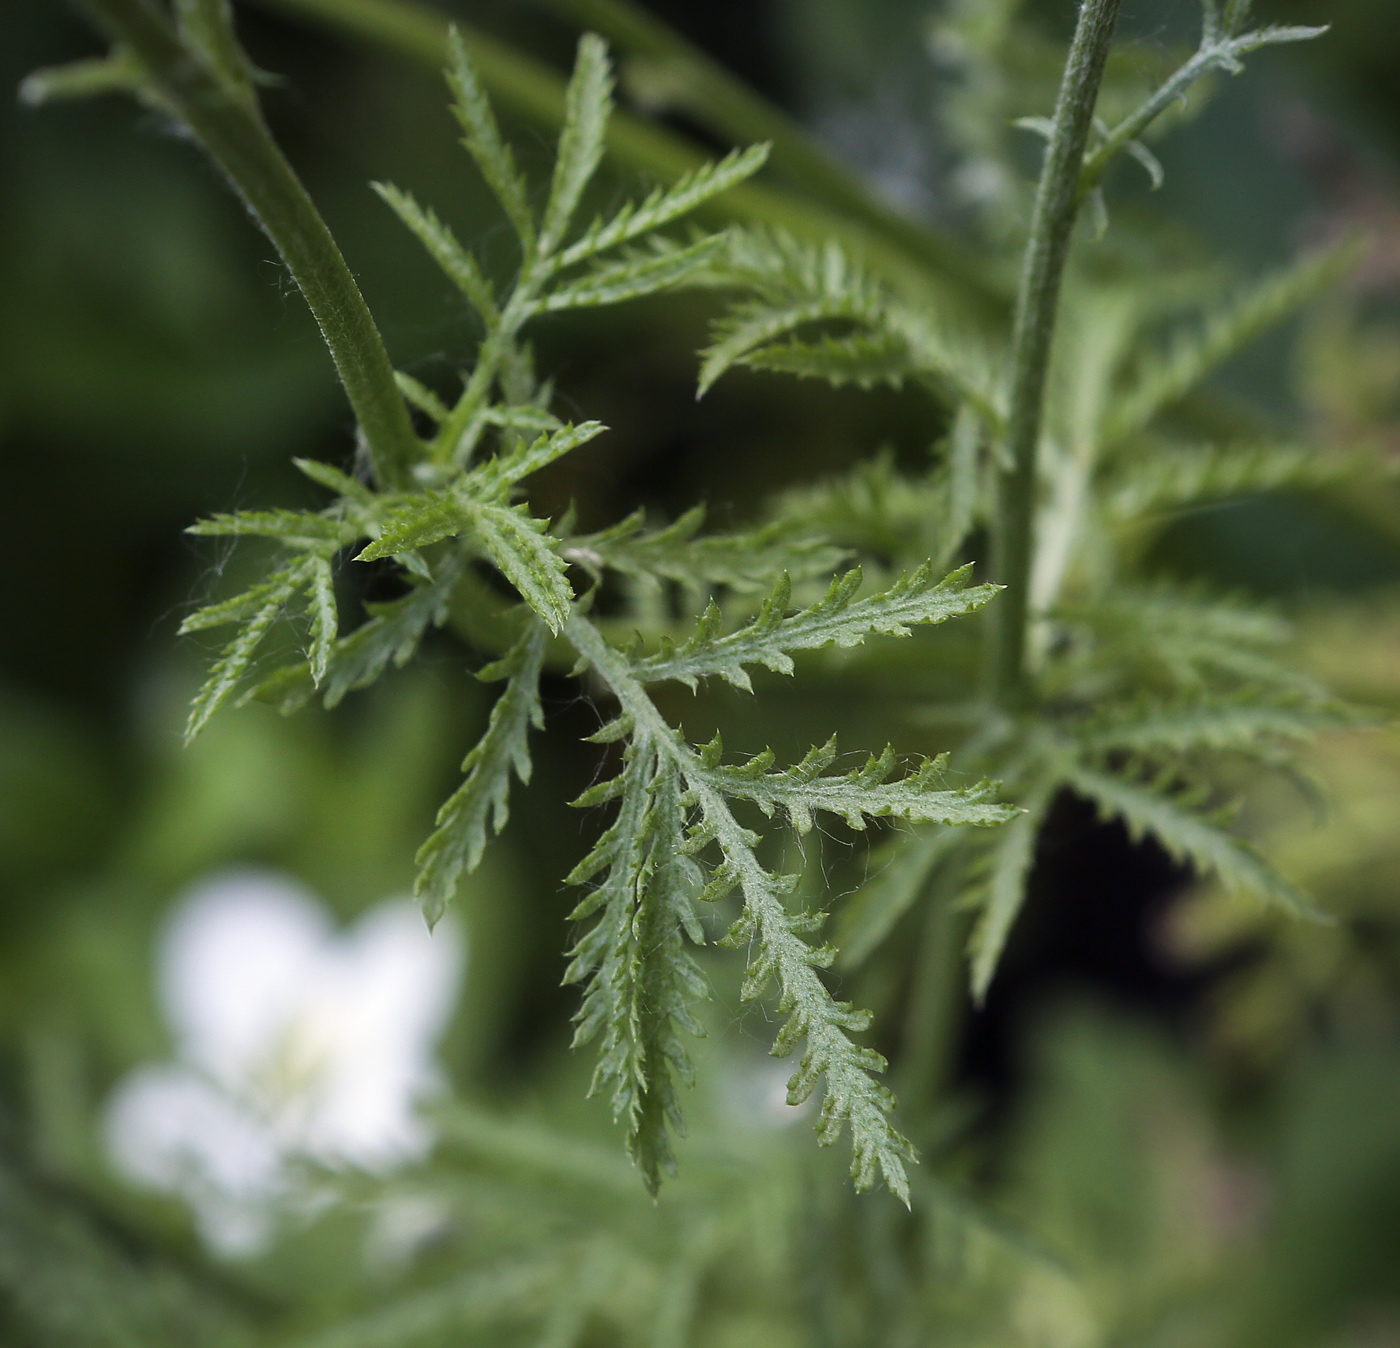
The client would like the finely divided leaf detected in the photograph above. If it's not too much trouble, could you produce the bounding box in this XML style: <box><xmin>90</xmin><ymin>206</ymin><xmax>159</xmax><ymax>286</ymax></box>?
<box><xmin>1104</xmin><ymin>245</ymin><xmax>1356</xmax><ymax>447</ymax></box>
<box><xmin>1064</xmin><ymin>762</ymin><xmax>1325</xmax><ymax>920</ymax></box>
<box><xmin>967</xmin><ymin>779</ymin><xmax>1056</xmax><ymax>1002</ymax></box>
<box><xmin>183</xmin><ymin>562</ymin><xmax>310</xmax><ymax>742</ymax></box>
<box><xmin>567</xmin><ymin>748</ymin><xmax>706</xmax><ymax>1193</ymax></box>
<box><xmin>489</xmin><ymin>420</ymin><xmax>607</xmax><ymax>487</ymax></box>
<box><xmin>187</xmin><ymin>509</ymin><xmax>354</xmax><ymax>552</ymax></box>
<box><xmin>740</xmin><ymin>330</ymin><xmax>913</xmax><ymax>389</ymax></box>
<box><xmin>446</xmin><ymin>28</ymin><xmax>535</xmax><ymax>250</ymax></box>
<box><xmin>553</xmin><ymin>144</ymin><xmax>769</xmax><ymax>271</ymax></box>
<box><xmin>1072</xmin><ymin>589</ymin><xmax>1321</xmax><ymax>698</ymax></box>
<box><xmin>705</xmin><ymin>739</ymin><xmax>1015</xmax><ymax>834</ymax></box>
<box><xmin>695</xmin><ymin>229</ymin><xmax>1002</xmax><ymax>418</ymax></box>
<box><xmin>251</xmin><ymin>551</ymin><xmax>465</xmax><ymax>713</ymax></box>
<box><xmin>373</xmin><ymin>181</ymin><xmax>498</xmax><ymax>322</ymax></box>
<box><xmin>361</xmin><ymin>424</ymin><xmax>605</xmax><ymax>568</ymax></box>
<box><xmin>564</xmin><ymin>506</ymin><xmax>844</xmax><ymax>594</ymax></box>
<box><xmin>307</xmin><ymin>556</ymin><xmax>337</xmax><ymax>686</ymax></box>
<box><xmin>358</xmin><ymin>492</ymin><xmax>465</xmax><ymax>561</ymax></box>
<box><xmin>540</xmin><ymin>34</ymin><xmax>613</xmax><ymax>256</ymax></box>
<box><xmin>1081</xmin><ymin>698</ymin><xmax>1359</xmax><ymax>756</ymax></box>
<box><xmin>320</xmin><ymin>552</ymin><xmax>464</xmax><ymax>708</ymax></box>
<box><xmin>468</xmin><ymin>501</ymin><xmax>574</xmax><ymax>634</ymax></box>
<box><xmin>699</xmin><ymin>301</ymin><xmax>857</xmax><ymax>398</ymax></box>
<box><xmin>416</xmin><ymin>623</ymin><xmax>548</xmax><ymax>925</ymax></box>
<box><xmin>634</xmin><ymin>563</ymin><xmax>1000</xmax><ymax>690</ymax></box>
<box><xmin>692</xmin><ymin>771</ymin><xmax>916</xmax><ymax>1202</ymax></box>
<box><xmin>1104</xmin><ymin>440</ymin><xmax>1363</xmax><ymax>518</ymax></box>
<box><xmin>542</xmin><ymin>235</ymin><xmax>726</xmax><ymax>312</ymax></box>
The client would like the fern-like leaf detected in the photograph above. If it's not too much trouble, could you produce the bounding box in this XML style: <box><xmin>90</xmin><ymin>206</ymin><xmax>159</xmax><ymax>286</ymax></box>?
<box><xmin>186</xmin><ymin>508</ymin><xmax>356</xmax><ymax>552</ymax></box>
<box><xmin>967</xmin><ymin>777</ymin><xmax>1057</xmax><ymax>1002</ymax></box>
<box><xmin>445</xmin><ymin>27</ymin><xmax>535</xmax><ymax>250</ymax></box>
<box><xmin>567</xmin><ymin>617</ymin><xmax>958</xmax><ymax>1200</ymax></box>
<box><xmin>705</xmin><ymin>737</ymin><xmax>1016</xmax><ymax>834</ymax></box>
<box><xmin>1063</xmin><ymin>762</ymin><xmax>1325</xmax><ymax>921</ymax></box>
<box><xmin>700</xmin><ymin>783</ymin><xmax>917</xmax><ymax>1203</ymax></box>
<box><xmin>307</xmin><ymin>555</ymin><xmax>337</xmax><ymax>686</ymax></box>
<box><xmin>552</xmin><ymin>144</ymin><xmax>769</xmax><ymax>271</ymax></box>
<box><xmin>1080</xmin><ymin>697</ymin><xmax>1360</xmax><ymax>756</ymax></box>
<box><xmin>416</xmin><ymin>623</ymin><xmax>548</xmax><ymax>924</ymax></box>
<box><xmin>542</xmin><ymin>235</ymin><xmax>727</xmax><ymax>312</ymax></box>
<box><xmin>487</xmin><ymin>420</ymin><xmax>608</xmax><ymax>487</ymax></box>
<box><xmin>1065</xmin><ymin>589</ymin><xmax>1320</xmax><ymax>698</ymax></box>
<box><xmin>540</xmin><ymin>34</ymin><xmax>614</xmax><ymax>256</ymax></box>
<box><xmin>470</xmin><ymin>502</ymin><xmax>574</xmax><ymax>634</ymax></box>
<box><xmin>740</xmin><ymin>330</ymin><xmax>913</xmax><ymax>389</ymax></box>
<box><xmin>567</xmin><ymin>747</ymin><xmax>705</xmax><ymax>1192</ymax></box>
<box><xmin>1103</xmin><ymin>245</ymin><xmax>1355</xmax><ymax>447</ymax></box>
<box><xmin>563</xmin><ymin>505</ymin><xmax>845</xmax><ymax>594</ymax></box>
<box><xmin>252</xmin><ymin>551</ymin><xmax>466</xmax><ymax>713</ymax></box>
<box><xmin>696</xmin><ymin>229</ymin><xmax>1003</xmax><ymax>418</ymax></box>
<box><xmin>372</xmin><ymin>181</ymin><xmax>498</xmax><ymax>323</ymax></box>
<box><xmin>635</xmin><ymin>564</ymin><xmax>999</xmax><ymax>690</ymax></box>
<box><xmin>1104</xmin><ymin>440</ymin><xmax>1364</xmax><ymax>518</ymax></box>
<box><xmin>182</xmin><ymin>561</ymin><xmax>313</xmax><ymax>742</ymax></box>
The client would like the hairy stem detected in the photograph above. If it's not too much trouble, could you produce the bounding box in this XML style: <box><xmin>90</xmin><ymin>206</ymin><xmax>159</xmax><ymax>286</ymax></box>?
<box><xmin>80</xmin><ymin>0</ymin><xmax>420</xmax><ymax>489</ymax></box>
<box><xmin>989</xmin><ymin>0</ymin><xmax>1122</xmax><ymax>705</ymax></box>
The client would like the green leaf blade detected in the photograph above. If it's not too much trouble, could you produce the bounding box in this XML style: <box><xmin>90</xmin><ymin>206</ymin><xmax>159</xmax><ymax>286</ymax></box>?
<box><xmin>1064</xmin><ymin>762</ymin><xmax>1327</xmax><ymax>921</ymax></box>
<box><xmin>554</xmin><ymin>143</ymin><xmax>770</xmax><ymax>270</ymax></box>
<box><xmin>634</xmin><ymin>563</ymin><xmax>1001</xmax><ymax>690</ymax></box>
<box><xmin>469</xmin><ymin>502</ymin><xmax>574</xmax><ymax>634</ymax></box>
<box><xmin>416</xmin><ymin>623</ymin><xmax>548</xmax><ymax>925</ymax></box>
<box><xmin>542</xmin><ymin>235</ymin><xmax>726</xmax><ymax>313</ymax></box>
<box><xmin>540</xmin><ymin>33</ymin><xmax>614</xmax><ymax>256</ymax></box>
<box><xmin>445</xmin><ymin>27</ymin><xmax>536</xmax><ymax>251</ymax></box>
<box><xmin>373</xmin><ymin>181</ymin><xmax>499</xmax><ymax>323</ymax></box>
<box><xmin>184</xmin><ymin>563</ymin><xmax>309</xmax><ymax>743</ymax></box>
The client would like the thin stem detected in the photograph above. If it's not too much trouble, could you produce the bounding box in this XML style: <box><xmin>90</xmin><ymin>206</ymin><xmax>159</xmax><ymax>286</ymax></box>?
<box><xmin>1080</xmin><ymin>44</ymin><xmax>1215</xmax><ymax>198</ymax></box>
<box><xmin>989</xmin><ymin>0</ymin><xmax>1122</xmax><ymax>706</ymax></box>
<box><xmin>1080</xmin><ymin>18</ymin><xmax>1327</xmax><ymax>199</ymax></box>
<box><xmin>431</xmin><ymin>267</ymin><xmax>547</xmax><ymax>464</ymax></box>
<box><xmin>80</xmin><ymin>0</ymin><xmax>420</xmax><ymax>489</ymax></box>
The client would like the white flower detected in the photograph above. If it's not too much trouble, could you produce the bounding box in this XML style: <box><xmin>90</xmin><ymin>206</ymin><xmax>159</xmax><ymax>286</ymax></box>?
<box><xmin>103</xmin><ymin>869</ymin><xmax>463</xmax><ymax>1256</ymax></box>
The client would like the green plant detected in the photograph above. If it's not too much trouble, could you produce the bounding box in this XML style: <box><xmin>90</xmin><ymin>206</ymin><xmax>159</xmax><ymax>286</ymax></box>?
<box><xmin>26</xmin><ymin>0</ymin><xmax>1372</xmax><ymax>1229</ymax></box>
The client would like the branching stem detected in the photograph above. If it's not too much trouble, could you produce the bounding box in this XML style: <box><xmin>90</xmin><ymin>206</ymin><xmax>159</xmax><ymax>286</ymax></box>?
<box><xmin>989</xmin><ymin>0</ymin><xmax>1121</xmax><ymax>706</ymax></box>
<box><xmin>79</xmin><ymin>0</ymin><xmax>421</xmax><ymax>489</ymax></box>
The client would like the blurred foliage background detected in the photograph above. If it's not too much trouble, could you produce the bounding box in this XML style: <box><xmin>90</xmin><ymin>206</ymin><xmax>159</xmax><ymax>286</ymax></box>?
<box><xmin>3</xmin><ymin>0</ymin><xmax>1400</xmax><ymax>1344</ymax></box>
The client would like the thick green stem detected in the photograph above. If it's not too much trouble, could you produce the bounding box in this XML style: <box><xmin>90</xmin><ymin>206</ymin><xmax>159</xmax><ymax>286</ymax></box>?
<box><xmin>79</xmin><ymin>0</ymin><xmax>420</xmax><ymax>489</ymax></box>
<box><xmin>989</xmin><ymin>0</ymin><xmax>1121</xmax><ymax>706</ymax></box>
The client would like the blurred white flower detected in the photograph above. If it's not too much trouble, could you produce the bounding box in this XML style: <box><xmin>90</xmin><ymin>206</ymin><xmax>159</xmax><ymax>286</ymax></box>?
<box><xmin>103</xmin><ymin>869</ymin><xmax>463</xmax><ymax>1256</ymax></box>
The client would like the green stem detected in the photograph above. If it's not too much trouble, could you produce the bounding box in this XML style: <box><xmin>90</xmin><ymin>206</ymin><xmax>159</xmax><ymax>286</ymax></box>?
<box><xmin>79</xmin><ymin>0</ymin><xmax>420</xmax><ymax>489</ymax></box>
<box><xmin>1080</xmin><ymin>25</ymin><xmax>1245</xmax><ymax>199</ymax></box>
<box><xmin>431</xmin><ymin>266</ymin><xmax>547</xmax><ymax>464</ymax></box>
<box><xmin>989</xmin><ymin>0</ymin><xmax>1122</xmax><ymax>706</ymax></box>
